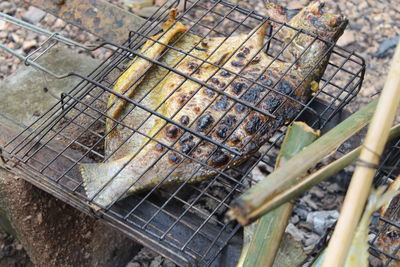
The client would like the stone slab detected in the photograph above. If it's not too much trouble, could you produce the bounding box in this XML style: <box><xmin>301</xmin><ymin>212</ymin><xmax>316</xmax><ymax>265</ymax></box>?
<box><xmin>0</xmin><ymin>47</ymin><xmax>100</xmax><ymax>128</ymax></box>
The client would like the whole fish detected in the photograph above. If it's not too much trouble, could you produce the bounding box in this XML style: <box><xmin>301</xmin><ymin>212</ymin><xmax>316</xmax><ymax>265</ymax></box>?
<box><xmin>80</xmin><ymin>1</ymin><xmax>347</xmax><ymax>207</ymax></box>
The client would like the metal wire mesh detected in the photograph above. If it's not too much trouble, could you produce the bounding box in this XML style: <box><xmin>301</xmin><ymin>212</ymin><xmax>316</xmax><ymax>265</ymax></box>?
<box><xmin>0</xmin><ymin>0</ymin><xmax>366</xmax><ymax>265</ymax></box>
<box><xmin>369</xmin><ymin>137</ymin><xmax>400</xmax><ymax>267</ymax></box>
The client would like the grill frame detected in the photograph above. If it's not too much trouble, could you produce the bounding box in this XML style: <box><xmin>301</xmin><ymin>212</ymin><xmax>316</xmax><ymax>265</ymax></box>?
<box><xmin>0</xmin><ymin>0</ymin><xmax>367</xmax><ymax>265</ymax></box>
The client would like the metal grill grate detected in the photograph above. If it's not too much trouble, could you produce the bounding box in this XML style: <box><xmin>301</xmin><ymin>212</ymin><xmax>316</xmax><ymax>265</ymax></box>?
<box><xmin>369</xmin><ymin>138</ymin><xmax>400</xmax><ymax>266</ymax></box>
<box><xmin>0</xmin><ymin>0</ymin><xmax>365</xmax><ymax>265</ymax></box>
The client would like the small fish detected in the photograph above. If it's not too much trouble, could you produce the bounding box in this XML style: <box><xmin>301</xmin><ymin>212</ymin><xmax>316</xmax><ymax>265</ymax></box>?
<box><xmin>80</xmin><ymin>1</ymin><xmax>347</xmax><ymax>207</ymax></box>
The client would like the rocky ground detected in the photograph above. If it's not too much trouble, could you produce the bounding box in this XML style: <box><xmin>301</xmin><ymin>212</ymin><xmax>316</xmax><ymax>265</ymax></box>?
<box><xmin>0</xmin><ymin>231</ymin><xmax>32</xmax><ymax>267</ymax></box>
<box><xmin>0</xmin><ymin>0</ymin><xmax>399</xmax><ymax>266</ymax></box>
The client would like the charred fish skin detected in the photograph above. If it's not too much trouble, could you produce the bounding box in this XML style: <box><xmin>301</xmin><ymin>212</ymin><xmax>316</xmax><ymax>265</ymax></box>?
<box><xmin>80</xmin><ymin>2</ymin><xmax>347</xmax><ymax>207</ymax></box>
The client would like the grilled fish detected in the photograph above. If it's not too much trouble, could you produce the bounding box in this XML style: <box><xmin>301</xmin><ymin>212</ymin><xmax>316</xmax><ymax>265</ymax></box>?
<box><xmin>80</xmin><ymin>1</ymin><xmax>347</xmax><ymax>206</ymax></box>
<box><xmin>376</xmin><ymin>176</ymin><xmax>400</xmax><ymax>265</ymax></box>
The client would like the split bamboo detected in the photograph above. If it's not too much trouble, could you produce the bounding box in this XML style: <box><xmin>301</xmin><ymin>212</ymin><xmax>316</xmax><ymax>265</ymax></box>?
<box><xmin>240</xmin><ymin>122</ymin><xmax>319</xmax><ymax>267</ymax></box>
<box><xmin>323</xmin><ymin>41</ymin><xmax>400</xmax><ymax>267</ymax></box>
<box><xmin>229</xmin><ymin>98</ymin><xmax>378</xmax><ymax>225</ymax></box>
<box><xmin>256</xmin><ymin>124</ymin><xmax>400</xmax><ymax>215</ymax></box>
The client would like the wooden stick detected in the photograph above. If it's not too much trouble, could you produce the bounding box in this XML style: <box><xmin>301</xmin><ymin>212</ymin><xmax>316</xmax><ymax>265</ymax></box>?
<box><xmin>240</xmin><ymin>122</ymin><xmax>319</xmax><ymax>267</ymax></box>
<box><xmin>258</xmin><ymin>124</ymin><xmax>400</xmax><ymax>215</ymax></box>
<box><xmin>323</xmin><ymin>42</ymin><xmax>400</xmax><ymax>267</ymax></box>
<box><xmin>229</xmin><ymin>99</ymin><xmax>378</xmax><ymax>225</ymax></box>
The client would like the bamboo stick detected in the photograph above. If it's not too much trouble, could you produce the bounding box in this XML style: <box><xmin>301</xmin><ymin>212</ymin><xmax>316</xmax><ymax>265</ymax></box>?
<box><xmin>229</xmin><ymin>98</ymin><xmax>378</xmax><ymax>225</ymax></box>
<box><xmin>240</xmin><ymin>122</ymin><xmax>319</xmax><ymax>267</ymax></box>
<box><xmin>257</xmin><ymin>124</ymin><xmax>400</xmax><ymax>215</ymax></box>
<box><xmin>323</xmin><ymin>41</ymin><xmax>400</xmax><ymax>267</ymax></box>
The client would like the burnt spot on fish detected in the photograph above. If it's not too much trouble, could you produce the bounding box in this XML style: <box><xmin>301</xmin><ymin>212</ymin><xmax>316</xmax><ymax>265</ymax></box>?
<box><xmin>216</xmin><ymin>126</ymin><xmax>228</xmax><ymax>139</ymax></box>
<box><xmin>177</xmin><ymin>94</ymin><xmax>188</xmax><ymax>104</ymax></box>
<box><xmin>235</xmin><ymin>104</ymin><xmax>246</xmax><ymax>113</ymax></box>
<box><xmin>236</xmin><ymin>52</ymin><xmax>246</xmax><ymax>58</ymax></box>
<box><xmin>219</xmin><ymin>82</ymin><xmax>226</xmax><ymax>88</ymax></box>
<box><xmin>155</xmin><ymin>143</ymin><xmax>164</xmax><ymax>152</ymax></box>
<box><xmin>187</xmin><ymin>62</ymin><xmax>199</xmax><ymax>71</ymax></box>
<box><xmin>263</xmin><ymin>79</ymin><xmax>273</xmax><ymax>87</ymax></box>
<box><xmin>180</xmin><ymin>134</ymin><xmax>193</xmax><ymax>144</ymax></box>
<box><xmin>251</xmin><ymin>56</ymin><xmax>261</xmax><ymax>64</ymax></box>
<box><xmin>259</xmin><ymin>74</ymin><xmax>266</xmax><ymax>81</ymax></box>
<box><xmin>261</xmin><ymin>97</ymin><xmax>281</xmax><ymax>112</ymax></box>
<box><xmin>213</xmin><ymin>96</ymin><xmax>229</xmax><ymax>110</ymax></box>
<box><xmin>211</xmin><ymin>78</ymin><xmax>220</xmax><ymax>85</ymax></box>
<box><xmin>210</xmin><ymin>151</ymin><xmax>230</xmax><ymax>167</ymax></box>
<box><xmin>246</xmin><ymin>115</ymin><xmax>262</xmax><ymax>134</ymax></box>
<box><xmin>231</xmin><ymin>61</ymin><xmax>246</xmax><ymax>68</ymax></box>
<box><xmin>230</xmin><ymin>135</ymin><xmax>241</xmax><ymax>144</ymax></box>
<box><xmin>220</xmin><ymin>70</ymin><xmax>231</xmax><ymax>77</ymax></box>
<box><xmin>168</xmin><ymin>153</ymin><xmax>182</xmax><ymax>164</ymax></box>
<box><xmin>276</xmin><ymin>80</ymin><xmax>293</xmax><ymax>95</ymax></box>
<box><xmin>180</xmin><ymin>115</ymin><xmax>190</xmax><ymax>125</ymax></box>
<box><xmin>241</xmin><ymin>85</ymin><xmax>265</xmax><ymax>103</ymax></box>
<box><xmin>203</xmin><ymin>89</ymin><xmax>215</xmax><ymax>97</ymax></box>
<box><xmin>232</xmin><ymin>82</ymin><xmax>247</xmax><ymax>95</ymax></box>
<box><xmin>246</xmin><ymin>142</ymin><xmax>258</xmax><ymax>152</ymax></box>
<box><xmin>189</xmin><ymin>103</ymin><xmax>201</xmax><ymax>113</ymax></box>
<box><xmin>221</xmin><ymin>115</ymin><xmax>237</xmax><ymax>127</ymax></box>
<box><xmin>165</xmin><ymin>125</ymin><xmax>180</xmax><ymax>139</ymax></box>
<box><xmin>197</xmin><ymin>114</ymin><xmax>214</xmax><ymax>132</ymax></box>
<box><xmin>241</xmin><ymin>47</ymin><xmax>250</xmax><ymax>55</ymax></box>
<box><xmin>182</xmin><ymin>141</ymin><xmax>195</xmax><ymax>154</ymax></box>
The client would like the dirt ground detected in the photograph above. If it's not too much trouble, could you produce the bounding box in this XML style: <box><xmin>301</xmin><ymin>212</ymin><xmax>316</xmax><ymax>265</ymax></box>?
<box><xmin>0</xmin><ymin>0</ymin><xmax>399</xmax><ymax>266</ymax></box>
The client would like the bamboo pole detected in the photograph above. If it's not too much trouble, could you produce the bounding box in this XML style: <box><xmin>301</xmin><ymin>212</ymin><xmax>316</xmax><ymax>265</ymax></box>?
<box><xmin>323</xmin><ymin>42</ymin><xmax>400</xmax><ymax>267</ymax></box>
<box><xmin>257</xmin><ymin>124</ymin><xmax>400</xmax><ymax>215</ymax></box>
<box><xmin>229</xmin><ymin>98</ymin><xmax>378</xmax><ymax>225</ymax></box>
<box><xmin>240</xmin><ymin>122</ymin><xmax>319</xmax><ymax>267</ymax></box>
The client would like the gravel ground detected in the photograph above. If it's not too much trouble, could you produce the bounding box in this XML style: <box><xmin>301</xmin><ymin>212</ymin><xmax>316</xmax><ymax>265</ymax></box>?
<box><xmin>0</xmin><ymin>0</ymin><xmax>399</xmax><ymax>266</ymax></box>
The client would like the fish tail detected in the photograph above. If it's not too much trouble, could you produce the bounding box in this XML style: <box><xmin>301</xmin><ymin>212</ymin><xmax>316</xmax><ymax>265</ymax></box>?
<box><xmin>79</xmin><ymin>158</ymin><xmax>138</xmax><ymax>207</ymax></box>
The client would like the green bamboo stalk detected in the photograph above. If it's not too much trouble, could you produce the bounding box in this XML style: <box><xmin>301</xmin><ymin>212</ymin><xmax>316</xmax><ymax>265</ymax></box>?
<box><xmin>229</xmin><ymin>99</ymin><xmax>378</xmax><ymax>225</ymax></box>
<box><xmin>240</xmin><ymin>122</ymin><xmax>319</xmax><ymax>267</ymax></box>
<box><xmin>256</xmin><ymin>124</ymin><xmax>400</xmax><ymax>216</ymax></box>
<box><xmin>324</xmin><ymin>41</ymin><xmax>400</xmax><ymax>267</ymax></box>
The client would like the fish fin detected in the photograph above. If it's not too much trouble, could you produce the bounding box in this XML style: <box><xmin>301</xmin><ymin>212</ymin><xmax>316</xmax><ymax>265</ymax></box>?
<box><xmin>162</xmin><ymin>8</ymin><xmax>178</xmax><ymax>30</ymax></box>
<box><xmin>247</xmin><ymin>21</ymin><xmax>269</xmax><ymax>48</ymax></box>
<box><xmin>105</xmin><ymin>9</ymin><xmax>187</xmax><ymax>133</ymax></box>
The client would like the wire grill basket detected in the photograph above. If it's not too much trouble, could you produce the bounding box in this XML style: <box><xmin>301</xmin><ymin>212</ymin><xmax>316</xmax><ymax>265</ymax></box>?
<box><xmin>369</xmin><ymin>137</ymin><xmax>400</xmax><ymax>266</ymax></box>
<box><xmin>0</xmin><ymin>0</ymin><xmax>366</xmax><ymax>265</ymax></box>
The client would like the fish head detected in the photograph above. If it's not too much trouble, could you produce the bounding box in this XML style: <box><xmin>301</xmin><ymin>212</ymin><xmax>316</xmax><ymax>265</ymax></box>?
<box><xmin>291</xmin><ymin>1</ymin><xmax>347</xmax><ymax>42</ymax></box>
<box><xmin>275</xmin><ymin>1</ymin><xmax>348</xmax><ymax>92</ymax></box>
<box><xmin>265</xmin><ymin>1</ymin><xmax>347</xmax><ymax>64</ymax></box>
